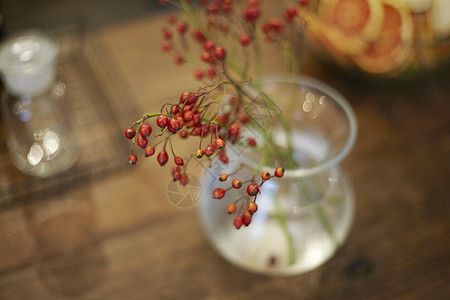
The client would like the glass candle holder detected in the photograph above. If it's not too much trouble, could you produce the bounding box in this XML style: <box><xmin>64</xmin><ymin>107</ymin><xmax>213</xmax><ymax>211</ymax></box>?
<box><xmin>0</xmin><ymin>30</ymin><xmax>79</xmax><ymax>177</ymax></box>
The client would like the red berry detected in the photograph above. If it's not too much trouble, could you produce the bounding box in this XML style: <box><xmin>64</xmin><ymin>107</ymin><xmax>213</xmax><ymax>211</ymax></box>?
<box><xmin>177</xmin><ymin>22</ymin><xmax>188</xmax><ymax>34</ymax></box>
<box><xmin>239</xmin><ymin>113</ymin><xmax>249</xmax><ymax>124</ymax></box>
<box><xmin>202</xmin><ymin>124</ymin><xmax>211</xmax><ymax>137</ymax></box>
<box><xmin>125</xmin><ymin>128</ymin><xmax>136</xmax><ymax>139</ymax></box>
<box><xmin>191</xmin><ymin>126</ymin><xmax>202</xmax><ymax>136</ymax></box>
<box><xmin>180</xmin><ymin>92</ymin><xmax>189</xmax><ymax>103</ymax></box>
<box><xmin>208</xmin><ymin>4</ymin><xmax>219</xmax><ymax>14</ymax></box>
<box><xmin>283</xmin><ymin>6</ymin><xmax>297</xmax><ymax>22</ymax></box>
<box><xmin>176</xmin><ymin>116</ymin><xmax>185</xmax><ymax>129</ymax></box>
<box><xmin>186</xmin><ymin>120</ymin><xmax>195</xmax><ymax>128</ymax></box>
<box><xmin>247</xmin><ymin>183</ymin><xmax>259</xmax><ymax>196</ymax></box>
<box><xmin>179</xmin><ymin>129</ymin><xmax>189</xmax><ymax>139</ymax></box>
<box><xmin>145</xmin><ymin>145</ymin><xmax>155</xmax><ymax>157</ymax></box>
<box><xmin>228</xmin><ymin>122</ymin><xmax>240</xmax><ymax>136</ymax></box>
<box><xmin>214</xmin><ymin>46</ymin><xmax>227</xmax><ymax>60</ymax></box>
<box><xmin>246</xmin><ymin>201</ymin><xmax>258</xmax><ymax>214</ymax></box>
<box><xmin>192</xmin><ymin>29</ymin><xmax>206</xmax><ymax>42</ymax></box>
<box><xmin>172</xmin><ymin>165</ymin><xmax>180</xmax><ymax>175</ymax></box>
<box><xmin>201</xmin><ymin>51</ymin><xmax>213</xmax><ymax>63</ymax></box>
<box><xmin>299</xmin><ymin>0</ymin><xmax>308</xmax><ymax>6</ymax></box>
<box><xmin>173</xmin><ymin>171</ymin><xmax>182</xmax><ymax>181</ymax></box>
<box><xmin>179</xmin><ymin>173</ymin><xmax>189</xmax><ymax>185</ymax></box>
<box><xmin>193</xmin><ymin>113</ymin><xmax>201</xmax><ymax>126</ymax></box>
<box><xmin>161</xmin><ymin>41</ymin><xmax>172</xmax><ymax>52</ymax></box>
<box><xmin>274</xmin><ymin>167</ymin><xmax>285</xmax><ymax>178</ymax></box>
<box><xmin>227</xmin><ymin>203</ymin><xmax>237</xmax><ymax>214</ymax></box>
<box><xmin>247</xmin><ymin>137</ymin><xmax>256</xmax><ymax>146</ymax></box>
<box><xmin>162</xmin><ymin>28</ymin><xmax>172</xmax><ymax>40</ymax></box>
<box><xmin>214</xmin><ymin>138</ymin><xmax>225</xmax><ymax>150</ymax></box>
<box><xmin>137</xmin><ymin>134</ymin><xmax>148</xmax><ymax>149</ymax></box>
<box><xmin>128</xmin><ymin>154</ymin><xmax>138</xmax><ymax>165</ymax></box>
<box><xmin>261</xmin><ymin>171</ymin><xmax>271</xmax><ymax>181</ymax></box>
<box><xmin>139</xmin><ymin>123</ymin><xmax>152</xmax><ymax>136</ymax></box>
<box><xmin>203</xmin><ymin>40</ymin><xmax>215</xmax><ymax>52</ymax></box>
<box><xmin>156</xmin><ymin>114</ymin><xmax>169</xmax><ymax>128</ymax></box>
<box><xmin>174</xmin><ymin>55</ymin><xmax>185</xmax><ymax>65</ymax></box>
<box><xmin>243</xmin><ymin>7</ymin><xmax>260</xmax><ymax>22</ymax></box>
<box><xmin>186</xmin><ymin>94</ymin><xmax>198</xmax><ymax>105</ymax></box>
<box><xmin>233</xmin><ymin>215</ymin><xmax>244</xmax><ymax>229</ymax></box>
<box><xmin>171</xmin><ymin>105</ymin><xmax>181</xmax><ymax>115</ymax></box>
<box><xmin>168</xmin><ymin>118</ymin><xmax>180</xmax><ymax>132</ymax></box>
<box><xmin>182</xmin><ymin>104</ymin><xmax>192</xmax><ymax>112</ymax></box>
<box><xmin>166</xmin><ymin>14</ymin><xmax>177</xmax><ymax>24</ymax></box>
<box><xmin>157</xmin><ymin>150</ymin><xmax>168</xmax><ymax>166</ymax></box>
<box><xmin>242</xmin><ymin>213</ymin><xmax>252</xmax><ymax>226</ymax></box>
<box><xmin>262</xmin><ymin>19</ymin><xmax>283</xmax><ymax>41</ymax></box>
<box><xmin>174</xmin><ymin>156</ymin><xmax>184</xmax><ymax>166</ymax></box>
<box><xmin>204</xmin><ymin>145</ymin><xmax>215</xmax><ymax>157</ymax></box>
<box><xmin>223</xmin><ymin>3</ymin><xmax>232</xmax><ymax>13</ymax></box>
<box><xmin>215</xmin><ymin>114</ymin><xmax>228</xmax><ymax>125</ymax></box>
<box><xmin>183</xmin><ymin>110</ymin><xmax>194</xmax><ymax>122</ymax></box>
<box><xmin>195</xmin><ymin>149</ymin><xmax>203</xmax><ymax>159</ymax></box>
<box><xmin>179</xmin><ymin>92</ymin><xmax>198</xmax><ymax>104</ymax></box>
<box><xmin>212</xmin><ymin>188</ymin><xmax>226</xmax><ymax>199</ymax></box>
<box><xmin>232</xmin><ymin>179</ymin><xmax>242</xmax><ymax>189</ymax></box>
<box><xmin>239</xmin><ymin>34</ymin><xmax>251</xmax><ymax>46</ymax></box>
<box><xmin>219</xmin><ymin>174</ymin><xmax>228</xmax><ymax>181</ymax></box>
<box><xmin>220</xmin><ymin>154</ymin><xmax>229</xmax><ymax>164</ymax></box>
<box><xmin>206</xmin><ymin>69</ymin><xmax>216</xmax><ymax>79</ymax></box>
<box><xmin>194</xmin><ymin>70</ymin><xmax>204</xmax><ymax>81</ymax></box>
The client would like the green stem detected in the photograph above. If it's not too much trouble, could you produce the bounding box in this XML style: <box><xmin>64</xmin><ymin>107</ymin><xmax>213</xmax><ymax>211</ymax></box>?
<box><xmin>274</xmin><ymin>199</ymin><xmax>296</xmax><ymax>265</ymax></box>
<box><xmin>315</xmin><ymin>204</ymin><xmax>338</xmax><ymax>245</ymax></box>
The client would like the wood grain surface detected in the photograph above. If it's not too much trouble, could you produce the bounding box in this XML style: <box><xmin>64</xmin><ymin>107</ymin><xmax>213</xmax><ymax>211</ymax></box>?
<box><xmin>0</xmin><ymin>7</ymin><xmax>449</xmax><ymax>300</ymax></box>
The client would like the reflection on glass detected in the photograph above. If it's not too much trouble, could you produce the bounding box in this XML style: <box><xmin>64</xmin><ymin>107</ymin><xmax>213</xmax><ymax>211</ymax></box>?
<box><xmin>27</xmin><ymin>143</ymin><xmax>44</xmax><ymax>166</ymax></box>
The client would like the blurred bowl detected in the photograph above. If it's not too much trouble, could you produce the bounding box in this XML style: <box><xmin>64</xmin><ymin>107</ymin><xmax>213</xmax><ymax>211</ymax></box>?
<box><xmin>299</xmin><ymin>0</ymin><xmax>450</xmax><ymax>80</ymax></box>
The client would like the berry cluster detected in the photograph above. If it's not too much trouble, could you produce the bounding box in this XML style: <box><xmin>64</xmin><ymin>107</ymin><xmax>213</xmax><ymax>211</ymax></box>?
<box><xmin>212</xmin><ymin>167</ymin><xmax>285</xmax><ymax>228</ymax></box>
<box><xmin>125</xmin><ymin>82</ymin><xmax>261</xmax><ymax>187</ymax></box>
<box><xmin>125</xmin><ymin>0</ymin><xmax>309</xmax><ymax>228</ymax></box>
<box><xmin>159</xmin><ymin>0</ymin><xmax>307</xmax><ymax>81</ymax></box>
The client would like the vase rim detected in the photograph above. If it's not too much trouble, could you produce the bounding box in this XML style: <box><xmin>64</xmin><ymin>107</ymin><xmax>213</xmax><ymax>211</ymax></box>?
<box><xmin>244</xmin><ymin>74</ymin><xmax>358</xmax><ymax>178</ymax></box>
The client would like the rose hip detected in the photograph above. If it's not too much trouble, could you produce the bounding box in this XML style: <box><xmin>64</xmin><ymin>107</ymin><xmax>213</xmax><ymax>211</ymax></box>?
<box><xmin>157</xmin><ymin>150</ymin><xmax>168</xmax><ymax>166</ymax></box>
<box><xmin>247</xmin><ymin>183</ymin><xmax>259</xmax><ymax>196</ymax></box>
<box><xmin>125</xmin><ymin>128</ymin><xmax>136</xmax><ymax>139</ymax></box>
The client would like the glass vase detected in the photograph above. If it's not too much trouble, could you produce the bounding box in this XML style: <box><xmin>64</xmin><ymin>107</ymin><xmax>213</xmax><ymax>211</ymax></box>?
<box><xmin>0</xmin><ymin>30</ymin><xmax>79</xmax><ymax>177</ymax></box>
<box><xmin>198</xmin><ymin>75</ymin><xmax>358</xmax><ymax>276</ymax></box>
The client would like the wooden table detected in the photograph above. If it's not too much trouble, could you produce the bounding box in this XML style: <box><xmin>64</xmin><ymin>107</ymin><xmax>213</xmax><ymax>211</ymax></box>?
<box><xmin>0</xmin><ymin>9</ymin><xmax>449</xmax><ymax>300</ymax></box>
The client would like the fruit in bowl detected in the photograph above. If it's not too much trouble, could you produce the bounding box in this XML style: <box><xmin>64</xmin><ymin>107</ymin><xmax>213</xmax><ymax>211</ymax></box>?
<box><xmin>299</xmin><ymin>0</ymin><xmax>450</xmax><ymax>77</ymax></box>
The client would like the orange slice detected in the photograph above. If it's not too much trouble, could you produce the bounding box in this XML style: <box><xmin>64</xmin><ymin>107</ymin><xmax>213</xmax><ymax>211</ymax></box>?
<box><xmin>318</xmin><ymin>23</ymin><xmax>368</xmax><ymax>57</ymax></box>
<box><xmin>353</xmin><ymin>0</ymin><xmax>414</xmax><ymax>75</ymax></box>
<box><xmin>318</xmin><ymin>0</ymin><xmax>383</xmax><ymax>41</ymax></box>
<box><xmin>298</xmin><ymin>9</ymin><xmax>358</xmax><ymax>66</ymax></box>
<box><xmin>299</xmin><ymin>9</ymin><xmax>367</xmax><ymax>59</ymax></box>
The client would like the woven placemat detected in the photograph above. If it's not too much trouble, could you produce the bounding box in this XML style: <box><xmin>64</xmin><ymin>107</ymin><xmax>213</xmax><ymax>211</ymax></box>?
<box><xmin>0</xmin><ymin>29</ymin><xmax>141</xmax><ymax>206</ymax></box>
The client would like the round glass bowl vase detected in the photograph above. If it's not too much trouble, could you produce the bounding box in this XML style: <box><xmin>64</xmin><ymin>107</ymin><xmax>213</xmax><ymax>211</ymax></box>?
<box><xmin>198</xmin><ymin>75</ymin><xmax>358</xmax><ymax>276</ymax></box>
<box><xmin>0</xmin><ymin>30</ymin><xmax>80</xmax><ymax>177</ymax></box>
